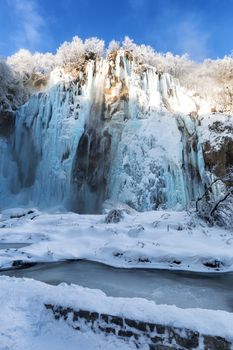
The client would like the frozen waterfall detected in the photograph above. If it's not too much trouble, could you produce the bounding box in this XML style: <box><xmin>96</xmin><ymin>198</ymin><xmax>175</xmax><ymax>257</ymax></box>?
<box><xmin>0</xmin><ymin>51</ymin><xmax>209</xmax><ymax>213</ymax></box>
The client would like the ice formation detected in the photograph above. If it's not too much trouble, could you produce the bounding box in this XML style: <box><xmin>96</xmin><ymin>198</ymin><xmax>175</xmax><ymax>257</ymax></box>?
<box><xmin>0</xmin><ymin>50</ymin><xmax>232</xmax><ymax>214</ymax></box>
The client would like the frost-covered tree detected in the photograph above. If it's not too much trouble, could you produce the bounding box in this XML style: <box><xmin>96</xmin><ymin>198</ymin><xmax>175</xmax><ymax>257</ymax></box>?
<box><xmin>84</xmin><ymin>37</ymin><xmax>105</xmax><ymax>57</ymax></box>
<box><xmin>107</xmin><ymin>40</ymin><xmax>120</xmax><ymax>54</ymax></box>
<box><xmin>55</xmin><ymin>36</ymin><xmax>104</xmax><ymax>66</ymax></box>
<box><xmin>196</xmin><ymin>173</ymin><xmax>233</xmax><ymax>229</ymax></box>
<box><xmin>33</xmin><ymin>52</ymin><xmax>55</xmax><ymax>74</ymax></box>
<box><xmin>0</xmin><ymin>59</ymin><xmax>14</xmax><ymax>112</ymax></box>
<box><xmin>3</xmin><ymin>35</ymin><xmax>233</xmax><ymax>112</ymax></box>
<box><xmin>178</xmin><ymin>55</ymin><xmax>233</xmax><ymax>112</ymax></box>
<box><xmin>7</xmin><ymin>49</ymin><xmax>55</xmax><ymax>79</ymax></box>
<box><xmin>7</xmin><ymin>49</ymin><xmax>35</xmax><ymax>83</ymax></box>
<box><xmin>0</xmin><ymin>59</ymin><xmax>25</xmax><ymax>112</ymax></box>
<box><xmin>56</xmin><ymin>36</ymin><xmax>85</xmax><ymax>66</ymax></box>
<box><xmin>122</xmin><ymin>36</ymin><xmax>137</xmax><ymax>53</ymax></box>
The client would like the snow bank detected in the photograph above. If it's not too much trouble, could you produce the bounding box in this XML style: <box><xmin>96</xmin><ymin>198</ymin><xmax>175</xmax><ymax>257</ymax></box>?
<box><xmin>0</xmin><ymin>276</ymin><xmax>141</xmax><ymax>350</ymax></box>
<box><xmin>0</xmin><ymin>275</ymin><xmax>233</xmax><ymax>340</ymax></box>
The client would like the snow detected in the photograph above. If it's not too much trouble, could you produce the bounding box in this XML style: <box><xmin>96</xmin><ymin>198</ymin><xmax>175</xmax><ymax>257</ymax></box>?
<box><xmin>0</xmin><ymin>48</ymin><xmax>233</xmax><ymax>349</ymax></box>
<box><xmin>0</xmin><ymin>276</ymin><xmax>142</xmax><ymax>350</ymax></box>
<box><xmin>109</xmin><ymin>112</ymin><xmax>198</xmax><ymax>210</ymax></box>
<box><xmin>0</xmin><ymin>275</ymin><xmax>233</xmax><ymax>349</ymax></box>
<box><xmin>0</xmin><ymin>208</ymin><xmax>233</xmax><ymax>348</ymax></box>
<box><xmin>198</xmin><ymin>112</ymin><xmax>233</xmax><ymax>150</ymax></box>
<box><xmin>0</xmin><ymin>208</ymin><xmax>232</xmax><ymax>273</ymax></box>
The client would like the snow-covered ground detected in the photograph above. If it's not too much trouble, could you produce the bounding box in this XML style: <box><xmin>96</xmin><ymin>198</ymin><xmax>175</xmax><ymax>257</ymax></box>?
<box><xmin>0</xmin><ymin>208</ymin><xmax>233</xmax><ymax>349</ymax></box>
<box><xmin>0</xmin><ymin>276</ymin><xmax>145</xmax><ymax>350</ymax></box>
<box><xmin>0</xmin><ymin>207</ymin><xmax>232</xmax><ymax>272</ymax></box>
<box><xmin>0</xmin><ymin>275</ymin><xmax>233</xmax><ymax>350</ymax></box>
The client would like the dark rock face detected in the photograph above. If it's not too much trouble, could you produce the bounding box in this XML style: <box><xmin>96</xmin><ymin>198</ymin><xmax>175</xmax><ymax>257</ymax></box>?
<box><xmin>196</xmin><ymin>116</ymin><xmax>233</xmax><ymax>228</ymax></box>
<box><xmin>203</xmin><ymin>137</ymin><xmax>233</xmax><ymax>178</ymax></box>
<box><xmin>45</xmin><ymin>304</ymin><xmax>232</xmax><ymax>350</ymax></box>
<box><xmin>71</xmin><ymin>126</ymin><xmax>112</xmax><ymax>214</ymax></box>
<box><xmin>202</xmin><ymin>118</ymin><xmax>233</xmax><ymax>187</ymax></box>
<box><xmin>12</xmin><ymin>260</ymin><xmax>35</xmax><ymax>268</ymax></box>
<box><xmin>0</xmin><ymin>111</ymin><xmax>15</xmax><ymax>137</ymax></box>
<box><xmin>11</xmin><ymin>122</ymin><xmax>39</xmax><ymax>188</ymax></box>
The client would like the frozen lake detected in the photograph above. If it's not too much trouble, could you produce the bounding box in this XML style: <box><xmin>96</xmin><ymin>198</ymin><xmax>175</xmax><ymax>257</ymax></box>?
<box><xmin>1</xmin><ymin>260</ymin><xmax>233</xmax><ymax>312</ymax></box>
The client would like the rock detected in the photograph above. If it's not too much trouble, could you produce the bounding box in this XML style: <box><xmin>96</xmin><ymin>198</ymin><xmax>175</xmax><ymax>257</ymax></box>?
<box><xmin>45</xmin><ymin>304</ymin><xmax>233</xmax><ymax>350</ymax></box>
<box><xmin>12</xmin><ymin>260</ymin><xmax>35</xmax><ymax>268</ymax></box>
<box><xmin>203</xmin><ymin>137</ymin><xmax>233</xmax><ymax>178</ymax></box>
<box><xmin>105</xmin><ymin>209</ymin><xmax>124</xmax><ymax>223</ymax></box>
<box><xmin>169</xmin><ymin>329</ymin><xmax>199</xmax><ymax>348</ymax></box>
<box><xmin>109</xmin><ymin>315</ymin><xmax>123</xmax><ymax>327</ymax></box>
<box><xmin>204</xmin><ymin>335</ymin><xmax>231</xmax><ymax>350</ymax></box>
<box><xmin>102</xmin><ymin>200</ymin><xmax>136</xmax><ymax>214</ymax></box>
<box><xmin>0</xmin><ymin>111</ymin><xmax>15</xmax><ymax>136</ymax></box>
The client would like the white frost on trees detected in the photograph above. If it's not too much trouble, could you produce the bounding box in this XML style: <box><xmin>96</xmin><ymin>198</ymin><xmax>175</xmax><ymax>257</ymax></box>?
<box><xmin>2</xmin><ymin>35</ymin><xmax>233</xmax><ymax>113</ymax></box>
<box><xmin>55</xmin><ymin>36</ymin><xmax>85</xmax><ymax>66</ymax></box>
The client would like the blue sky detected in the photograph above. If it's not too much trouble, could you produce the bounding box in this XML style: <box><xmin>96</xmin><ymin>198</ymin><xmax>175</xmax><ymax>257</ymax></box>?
<box><xmin>0</xmin><ymin>0</ymin><xmax>232</xmax><ymax>61</ymax></box>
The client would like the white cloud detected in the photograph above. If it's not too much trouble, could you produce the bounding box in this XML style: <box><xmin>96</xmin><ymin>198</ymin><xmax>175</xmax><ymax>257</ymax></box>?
<box><xmin>175</xmin><ymin>18</ymin><xmax>209</xmax><ymax>61</ymax></box>
<box><xmin>127</xmin><ymin>1</ymin><xmax>209</xmax><ymax>61</ymax></box>
<box><xmin>8</xmin><ymin>0</ymin><xmax>48</xmax><ymax>51</ymax></box>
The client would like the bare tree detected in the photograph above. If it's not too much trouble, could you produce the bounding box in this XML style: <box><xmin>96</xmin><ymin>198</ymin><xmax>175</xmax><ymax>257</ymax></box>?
<box><xmin>196</xmin><ymin>170</ymin><xmax>233</xmax><ymax>227</ymax></box>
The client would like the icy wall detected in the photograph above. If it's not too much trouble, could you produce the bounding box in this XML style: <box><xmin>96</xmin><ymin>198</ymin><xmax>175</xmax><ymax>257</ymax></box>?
<box><xmin>0</xmin><ymin>50</ymin><xmax>231</xmax><ymax>213</ymax></box>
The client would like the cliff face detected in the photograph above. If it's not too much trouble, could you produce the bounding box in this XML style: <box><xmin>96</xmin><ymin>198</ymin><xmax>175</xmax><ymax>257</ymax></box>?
<box><xmin>0</xmin><ymin>50</ymin><xmax>232</xmax><ymax>220</ymax></box>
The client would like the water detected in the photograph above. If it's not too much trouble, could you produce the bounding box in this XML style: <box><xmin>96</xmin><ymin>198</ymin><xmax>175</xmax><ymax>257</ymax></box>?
<box><xmin>0</xmin><ymin>243</ymin><xmax>31</xmax><ymax>249</ymax></box>
<box><xmin>1</xmin><ymin>260</ymin><xmax>233</xmax><ymax>312</ymax></box>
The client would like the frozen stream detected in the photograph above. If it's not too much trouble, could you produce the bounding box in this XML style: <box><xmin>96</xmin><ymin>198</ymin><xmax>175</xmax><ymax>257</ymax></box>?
<box><xmin>1</xmin><ymin>260</ymin><xmax>233</xmax><ymax>312</ymax></box>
